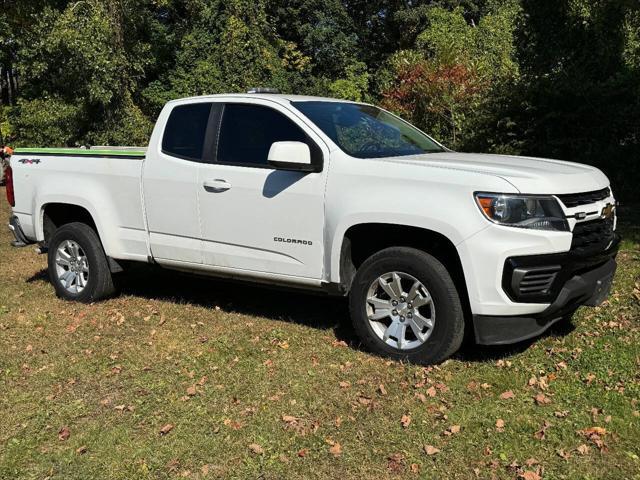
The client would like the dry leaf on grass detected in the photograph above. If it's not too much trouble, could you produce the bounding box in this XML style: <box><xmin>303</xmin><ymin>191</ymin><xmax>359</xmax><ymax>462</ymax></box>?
<box><xmin>534</xmin><ymin>393</ymin><xmax>552</xmax><ymax>405</ymax></box>
<box><xmin>444</xmin><ymin>424</ymin><xmax>461</xmax><ymax>436</ymax></box>
<box><xmin>160</xmin><ymin>424</ymin><xmax>174</xmax><ymax>435</ymax></box>
<box><xmin>520</xmin><ymin>471</ymin><xmax>542</xmax><ymax>480</ymax></box>
<box><xmin>534</xmin><ymin>420</ymin><xmax>551</xmax><ymax>440</ymax></box>
<box><xmin>500</xmin><ymin>390</ymin><xmax>515</xmax><ymax>400</ymax></box>
<box><xmin>424</xmin><ymin>445</ymin><xmax>440</xmax><ymax>455</ymax></box>
<box><xmin>248</xmin><ymin>443</ymin><xmax>264</xmax><ymax>455</ymax></box>
<box><xmin>58</xmin><ymin>426</ymin><xmax>70</xmax><ymax>441</ymax></box>
<box><xmin>387</xmin><ymin>453</ymin><xmax>405</xmax><ymax>473</ymax></box>
<box><xmin>328</xmin><ymin>442</ymin><xmax>342</xmax><ymax>457</ymax></box>
<box><xmin>576</xmin><ymin>444</ymin><xmax>590</xmax><ymax>455</ymax></box>
<box><xmin>401</xmin><ymin>414</ymin><xmax>412</xmax><ymax>429</ymax></box>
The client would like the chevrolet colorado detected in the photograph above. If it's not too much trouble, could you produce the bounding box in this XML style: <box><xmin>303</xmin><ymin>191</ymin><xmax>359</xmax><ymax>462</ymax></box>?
<box><xmin>5</xmin><ymin>92</ymin><xmax>620</xmax><ymax>363</ymax></box>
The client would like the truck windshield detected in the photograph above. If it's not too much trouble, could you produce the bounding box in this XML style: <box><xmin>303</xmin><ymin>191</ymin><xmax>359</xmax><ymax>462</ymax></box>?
<box><xmin>292</xmin><ymin>101</ymin><xmax>445</xmax><ymax>159</ymax></box>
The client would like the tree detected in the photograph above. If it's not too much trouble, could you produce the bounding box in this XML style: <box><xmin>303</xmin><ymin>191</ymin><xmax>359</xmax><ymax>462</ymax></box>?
<box><xmin>377</xmin><ymin>2</ymin><xmax>520</xmax><ymax>148</ymax></box>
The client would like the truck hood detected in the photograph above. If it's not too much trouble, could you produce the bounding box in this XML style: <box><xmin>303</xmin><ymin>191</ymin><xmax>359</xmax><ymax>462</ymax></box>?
<box><xmin>381</xmin><ymin>152</ymin><xmax>609</xmax><ymax>194</ymax></box>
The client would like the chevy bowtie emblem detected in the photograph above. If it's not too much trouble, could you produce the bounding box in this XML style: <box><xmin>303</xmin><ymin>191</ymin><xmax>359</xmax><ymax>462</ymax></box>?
<box><xmin>601</xmin><ymin>203</ymin><xmax>615</xmax><ymax>220</ymax></box>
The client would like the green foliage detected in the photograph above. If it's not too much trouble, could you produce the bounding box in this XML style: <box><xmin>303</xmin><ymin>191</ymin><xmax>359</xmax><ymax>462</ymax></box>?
<box><xmin>1</xmin><ymin>0</ymin><xmax>638</xmax><ymax>199</ymax></box>
<box><xmin>379</xmin><ymin>3</ymin><xmax>520</xmax><ymax>148</ymax></box>
<box><xmin>11</xmin><ymin>98</ymin><xmax>81</xmax><ymax>147</ymax></box>
<box><xmin>328</xmin><ymin>62</ymin><xmax>370</xmax><ymax>102</ymax></box>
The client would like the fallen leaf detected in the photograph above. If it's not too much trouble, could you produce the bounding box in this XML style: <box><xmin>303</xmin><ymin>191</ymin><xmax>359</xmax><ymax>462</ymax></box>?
<box><xmin>248</xmin><ymin>443</ymin><xmax>264</xmax><ymax>455</ymax></box>
<box><xmin>444</xmin><ymin>425</ymin><xmax>461</xmax><ymax>436</ymax></box>
<box><xmin>58</xmin><ymin>426</ymin><xmax>70</xmax><ymax>441</ymax></box>
<box><xmin>76</xmin><ymin>445</ymin><xmax>87</xmax><ymax>455</ymax></box>
<box><xmin>401</xmin><ymin>414</ymin><xmax>412</xmax><ymax>429</ymax></box>
<box><xmin>160</xmin><ymin>424</ymin><xmax>174</xmax><ymax>435</ymax></box>
<box><xmin>576</xmin><ymin>444</ymin><xmax>590</xmax><ymax>455</ymax></box>
<box><xmin>578</xmin><ymin>426</ymin><xmax>608</xmax><ymax>451</ymax></box>
<box><xmin>329</xmin><ymin>442</ymin><xmax>342</xmax><ymax>457</ymax></box>
<box><xmin>426</xmin><ymin>386</ymin><xmax>437</xmax><ymax>397</ymax></box>
<box><xmin>339</xmin><ymin>381</ymin><xmax>350</xmax><ymax>389</ymax></box>
<box><xmin>520</xmin><ymin>471</ymin><xmax>541</xmax><ymax>480</ymax></box>
<box><xmin>580</xmin><ymin>426</ymin><xmax>607</xmax><ymax>436</ymax></box>
<box><xmin>500</xmin><ymin>390</ymin><xmax>515</xmax><ymax>400</ymax></box>
<box><xmin>496</xmin><ymin>418</ymin><xmax>505</xmax><ymax>432</ymax></box>
<box><xmin>223</xmin><ymin>419</ymin><xmax>243</xmax><ymax>430</ymax></box>
<box><xmin>424</xmin><ymin>445</ymin><xmax>440</xmax><ymax>455</ymax></box>
<box><xmin>297</xmin><ymin>448</ymin><xmax>309</xmax><ymax>457</ymax></box>
<box><xmin>186</xmin><ymin>385</ymin><xmax>197</xmax><ymax>396</ymax></box>
<box><xmin>282</xmin><ymin>415</ymin><xmax>298</xmax><ymax>424</ymax></box>
<box><xmin>534</xmin><ymin>420</ymin><xmax>551</xmax><ymax>440</ymax></box>
<box><xmin>378</xmin><ymin>384</ymin><xmax>387</xmax><ymax>396</ymax></box>
<box><xmin>534</xmin><ymin>393</ymin><xmax>552</xmax><ymax>405</ymax></box>
<box><xmin>387</xmin><ymin>453</ymin><xmax>405</xmax><ymax>473</ymax></box>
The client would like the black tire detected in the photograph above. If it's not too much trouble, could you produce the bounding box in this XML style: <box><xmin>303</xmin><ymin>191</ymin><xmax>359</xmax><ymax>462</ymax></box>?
<box><xmin>349</xmin><ymin>247</ymin><xmax>465</xmax><ymax>364</ymax></box>
<box><xmin>47</xmin><ymin>222</ymin><xmax>115</xmax><ymax>303</ymax></box>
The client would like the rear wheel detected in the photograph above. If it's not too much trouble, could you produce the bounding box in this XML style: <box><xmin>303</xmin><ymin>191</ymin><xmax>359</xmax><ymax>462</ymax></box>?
<box><xmin>48</xmin><ymin>222</ymin><xmax>115</xmax><ymax>303</ymax></box>
<box><xmin>349</xmin><ymin>247</ymin><xmax>465</xmax><ymax>364</ymax></box>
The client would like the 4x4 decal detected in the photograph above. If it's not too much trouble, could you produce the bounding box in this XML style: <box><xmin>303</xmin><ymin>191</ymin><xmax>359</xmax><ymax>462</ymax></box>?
<box><xmin>18</xmin><ymin>158</ymin><xmax>41</xmax><ymax>165</ymax></box>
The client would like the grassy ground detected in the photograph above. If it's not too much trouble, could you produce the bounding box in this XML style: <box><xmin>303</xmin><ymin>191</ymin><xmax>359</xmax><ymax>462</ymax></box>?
<box><xmin>0</xmin><ymin>188</ymin><xmax>638</xmax><ymax>480</ymax></box>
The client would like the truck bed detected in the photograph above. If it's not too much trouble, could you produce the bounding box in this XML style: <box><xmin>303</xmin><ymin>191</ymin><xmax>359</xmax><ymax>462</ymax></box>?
<box><xmin>9</xmin><ymin>147</ymin><xmax>149</xmax><ymax>262</ymax></box>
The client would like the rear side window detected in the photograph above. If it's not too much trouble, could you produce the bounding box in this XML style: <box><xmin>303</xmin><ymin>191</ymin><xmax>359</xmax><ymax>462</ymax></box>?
<box><xmin>162</xmin><ymin>103</ymin><xmax>212</xmax><ymax>161</ymax></box>
<box><xmin>217</xmin><ymin>104</ymin><xmax>310</xmax><ymax>167</ymax></box>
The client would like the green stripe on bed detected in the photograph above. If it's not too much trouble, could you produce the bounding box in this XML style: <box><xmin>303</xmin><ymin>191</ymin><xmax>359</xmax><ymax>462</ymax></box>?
<box><xmin>14</xmin><ymin>148</ymin><xmax>146</xmax><ymax>157</ymax></box>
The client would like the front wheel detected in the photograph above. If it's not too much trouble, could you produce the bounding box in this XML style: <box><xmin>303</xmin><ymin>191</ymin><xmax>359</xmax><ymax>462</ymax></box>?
<box><xmin>349</xmin><ymin>247</ymin><xmax>465</xmax><ymax>364</ymax></box>
<box><xmin>47</xmin><ymin>222</ymin><xmax>115</xmax><ymax>303</ymax></box>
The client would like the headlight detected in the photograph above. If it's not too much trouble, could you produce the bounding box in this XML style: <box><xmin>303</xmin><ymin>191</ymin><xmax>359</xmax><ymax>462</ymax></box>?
<box><xmin>475</xmin><ymin>193</ymin><xmax>568</xmax><ymax>231</ymax></box>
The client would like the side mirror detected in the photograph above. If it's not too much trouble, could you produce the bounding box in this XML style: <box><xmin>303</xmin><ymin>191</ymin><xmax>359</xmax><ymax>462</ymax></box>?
<box><xmin>268</xmin><ymin>141</ymin><xmax>314</xmax><ymax>172</ymax></box>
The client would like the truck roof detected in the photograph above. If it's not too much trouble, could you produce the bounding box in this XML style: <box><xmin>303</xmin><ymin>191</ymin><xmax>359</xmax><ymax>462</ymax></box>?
<box><xmin>166</xmin><ymin>93</ymin><xmax>364</xmax><ymax>106</ymax></box>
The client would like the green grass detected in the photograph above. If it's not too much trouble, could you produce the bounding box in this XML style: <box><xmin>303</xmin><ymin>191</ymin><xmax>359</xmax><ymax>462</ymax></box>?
<box><xmin>0</xmin><ymin>189</ymin><xmax>638</xmax><ymax>479</ymax></box>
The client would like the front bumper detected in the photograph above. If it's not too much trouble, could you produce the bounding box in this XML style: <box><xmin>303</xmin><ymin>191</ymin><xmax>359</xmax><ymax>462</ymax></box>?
<box><xmin>473</xmin><ymin>235</ymin><xmax>620</xmax><ymax>345</ymax></box>
<box><xmin>8</xmin><ymin>215</ymin><xmax>32</xmax><ymax>247</ymax></box>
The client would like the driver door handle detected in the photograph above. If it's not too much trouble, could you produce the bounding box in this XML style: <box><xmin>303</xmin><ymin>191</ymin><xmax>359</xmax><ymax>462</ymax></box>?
<box><xmin>203</xmin><ymin>179</ymin><xmax>232</xmax><ymax>192</ymax></box>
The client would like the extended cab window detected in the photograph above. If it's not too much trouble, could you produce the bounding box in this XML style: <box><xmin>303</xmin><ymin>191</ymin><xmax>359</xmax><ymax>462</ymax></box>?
<box><xmin>162</xmin><ymin>103</ymin><xmax>212</xmax><ymax>161</ymax></box>
<box><xmin>217</xmin><ymin>104</ymin><xmax>311</xmax><ymax>167</ymax></box>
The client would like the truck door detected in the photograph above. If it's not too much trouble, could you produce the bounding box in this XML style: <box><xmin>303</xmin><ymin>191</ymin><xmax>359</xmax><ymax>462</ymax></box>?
<box><xmin>197</xmin><ymin>101</ymin><xmax>328</xmax><ymax>279</ymax></box>
<box><xmin>143</xmin><ymin>102</ymin><xmax>213</xmax><ymax>264</ymax></box>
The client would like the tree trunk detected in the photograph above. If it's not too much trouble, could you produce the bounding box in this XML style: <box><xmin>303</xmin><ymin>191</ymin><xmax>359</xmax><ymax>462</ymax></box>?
<box><xmin>0</xmin><ymin>65</ymin><xmax>4</xmax><ymax>106</ymax></box>
<box><xmin>6</xmin><ymin>68</ymin><xmax>12</xmax><ymax>105</ymax></box>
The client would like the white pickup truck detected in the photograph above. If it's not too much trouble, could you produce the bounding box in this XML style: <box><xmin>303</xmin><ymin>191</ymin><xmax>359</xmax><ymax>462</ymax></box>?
<box><xmin>5</xmin><ymin>92</ymin><xmax>620</xmax><ymax>364</ymax></box>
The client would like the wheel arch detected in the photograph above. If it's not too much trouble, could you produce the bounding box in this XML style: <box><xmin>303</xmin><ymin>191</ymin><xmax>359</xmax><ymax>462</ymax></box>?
<box><xmin>333</xmin><ymin>222</ymin><xmax>470</xmax><ymax>316</ymax></box>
